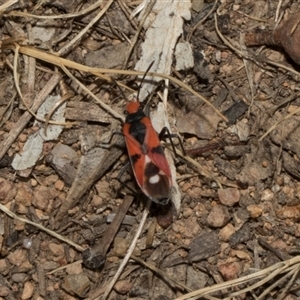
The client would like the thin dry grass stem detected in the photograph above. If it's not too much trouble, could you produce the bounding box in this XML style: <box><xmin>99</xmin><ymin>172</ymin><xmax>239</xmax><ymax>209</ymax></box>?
<box><xmin>130</xmin><ymin>0</ymin><xmax>148</xmax><ymax>18</ymax></box>
<box><xmin>116</xmin><ymin>0</ymin><xmax>138</xmax><ymax>31</ymax></box>
<box><xmin>259</xmin><ymin>106</ymin><xmax>300</xmax><ymax>141</ymax></box>
<box><xmin>215</xmin><ymin>12</ymin><xmax>300</xmax><ymax>142</ymax></box>
<box><xmin>228</xmin><ymin>265</ymin><xmax>292</xmax><ymax>299</ymax></box>
<box><xmin>214</xmin><ymin>12</ymin><xmax>300</xmax><ymax>78</ymax></box>
<box><xmin>165</xmin><ymin>145</ymin><xmax>235</xmax><ymax>189</ymax></box>
<box><xmin>187</xmin><ymin>0</ymin><xmax>218</xmax><ymax>42</ymax></box>
<box><xmin>44</xmin><ymin>92</ymin><xmax>75</xmax><ymax>136</ymax></box>
<box><xmin>100</xmin><ymin>200</ymin><xmax>151</xmax><ymax>300</ymax></box>
<box><xmin>57</xmin><ymin>0</ymin><xmax>114</xmax><ymax>56</ymax></box>
<box><xmin>277</xmin><ymin>265</ymin><xmax>300</xmax><ymax>300</ymax></box>
<box><xmin>13</xmin><ymin>44</ymin><xmax>77</xmax><ymax>127</ymax></box>
<box><xmin>130</xmin><ymin>255</ymin><xmax>223</xmax><ymax>300</ymax></box>
<box><xmin>175</xmin><ymin>256</ymin><xmax>300</xmax><ymax>300</ymax></box>
<box><xmin>3</xmin><ymin>41</ymin><xmax>132</xmax><ymax>89</ymax></box>
<box><xmin>0</xmin><ymin>203</ymin><xmax>84</xmax><ymax>252</ymax></box>
<box><xmin>47</xmin><ymin>260</ymin><xmax>83</xmax><ymax>275</ymax></box>
<box><xmin>130</xmin><ymin>255</ymin><xmax>193</xmax><ymax>292</ymax></box>
<box><xmin>268</xmin><ymin>92</ymin><xmax>300</xmax><ymax>116</ymax></box>
<box><xmin>275</xmin><ymin>0</ymin><xmax>283</xmax><ymax>23</ymax></box>
<box><xmin>3</xmin><ymin>175</ymin><xmax>298</xmax><ymax>300</ymax></box>
<box><xmin>0</xmin><ymin>91</ymin><xmax>16</xmax><ymax>127</ymax></box>
<box><xmin>139</xmin><ymin>253</ymin><xmax>220</xmax><ymax>298</ymax></box>
<box><xmin>214</xmin><ymin>13</ymin><xmax>244</xmax><ymax>58</ymax></box>
<box><xmin>264</xmin><ymin>58</ymin><xmax>300</xmax><ymax>77</ymax></box>
<box><xmin>5</xmin><ymin>0</ymin><xmax>104</xmax><ymax>19</ymax></box>
<box><xmin>23</xmin><ymin>21</ymin><xmax>36</xmax><ymax>107</ymax></box>
<box><xmin>239</xmin><ymin>33</ymin><xmax>255</xmax><ymax>111</ymax></box>
<box><xmin>0</xmin><ymin>0</ymin><xmax>18</xmax><ymax>13</ymax></box>
<box><xmin>236</xmin><ymin>10</ymin><xmax>267</xmax><ymax>22</ymax></box>
<box><xmin>122</xmin><ymin>0</ymin><xmax>156</xmax><ymax>69</ymax></box>
<box><xmin>256</xmin><ymin>266</ymin><xmax>297</xmax><ymax>300</ymax></box>
<box><xmin>0</xmin><ymin>73</ymin><xmax>61</xmax><ymax>161</ymax></box>
<box><xmin>60</xmin><ymin>64</ymin><xmax>125</xmax><ymax>122</ymax></box>
<box><xmin>3</xmin><ymin>42</ymin><xmax>227</xmax><ymax>122</ymax></box>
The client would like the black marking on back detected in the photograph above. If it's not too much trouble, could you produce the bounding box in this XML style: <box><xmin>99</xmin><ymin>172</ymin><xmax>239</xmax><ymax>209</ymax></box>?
<box><xmin>130</xmin><ymin>153</ymin><xmax>141</xmax><ymax>165</ymax></box>
<box><xmin>126</xmin><ymin>110</ymin><xmax>147</xmax><ymax>145</ymax></box>
<box><xmin>151</xmin><ymin>145</ymin><xmax>165</xmax><ymax>156</ymax></box>
<box><xmin>144</xmin><ymin>161</ymin><xmax>159</xmax><ymax>178</ymax></box>
<box><xmin>144</xmin><ymin>161</ymin><xmax>170</xmax><ymax>203</ymax></box>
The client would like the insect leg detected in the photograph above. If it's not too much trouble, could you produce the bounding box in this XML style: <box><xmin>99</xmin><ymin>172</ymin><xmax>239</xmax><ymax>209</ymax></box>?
<box><xmin>117</xmin><ymin>160</ymin><xmax>139</xmax><ymax>196</ymax></box>
<box><xmin>98</xmin><ymin>131</ymin><xmax>124</xmax><ymax>147</ymax></box>
<box><xmin>158</xmin><ymin>127</ymin><xmax>186</xmax><ymax>156</ymax></box>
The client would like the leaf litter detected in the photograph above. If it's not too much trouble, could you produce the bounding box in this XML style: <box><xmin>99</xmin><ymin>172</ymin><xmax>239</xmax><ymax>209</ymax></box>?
<box><xmin>2</xmin><ymin>1</ymin><xmax>300</xmax><ymax>300</ymax></box>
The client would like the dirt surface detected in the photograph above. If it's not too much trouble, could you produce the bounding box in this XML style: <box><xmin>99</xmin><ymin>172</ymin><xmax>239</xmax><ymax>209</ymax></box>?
<box><xmin>1</xmin><ymin>1</ymin><xmax>300</xmax><ymax>299</ymax></box>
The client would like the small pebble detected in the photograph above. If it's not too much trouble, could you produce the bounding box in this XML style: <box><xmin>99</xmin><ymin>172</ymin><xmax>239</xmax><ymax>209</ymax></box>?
<box><xmin>261</xmin><ymin>189</ymin><xmax>274</xmax><ymax>201</ymax></box>
<box><xmin>48</xmin><ymin>243</ymin><xmax>65</xmax><ymax>261</ymax></box>
<box><xmin>232</xmin><ymin>250</ymin><xmax>251</xmax><ymax>260</ymax></box>
<box><xmin>18</xmin><ymin>261</ymin><xmax>33</xmax><ymax>272</ymax></box>
<box><xmin>14</xmin><ymin>219</ymin><xmax>25</xmax><ymax>231</ymax></box>
<box><xmin>30</xmin><ymin>179</ymin><xmax>38</xmax><ymax>187</ymax></box>
<box><xmin>18</xmin><ymin>133</ymin><xmax>27</xmax><ymax>143</ymax></box>
<box><xmin>183</xmin><ymin>217</ymin><xmax>201</xmax><ymax>238</ymax></box>
<box><xmin>218</xmin><ymin>261</ymin><xmax>241</xmax><ymax>280</ymax></box>
<box><xmin>113</xmin><ymin>237</ymin><xmax>128</xmax><ymax>256</ymax></box>
<box><xmin>276</xmin><ymin>205</ymin><xmax>300</xmax><ymax>220</ymax></box>
<box><xmin>219</xmin><ymin>223</ymin><xmax>235</xmax><ymax>241</ymax></box>
<box><xmin>43</xmin><ymin>174</ymin><xmax>59</xmax><ymax>186</ymax></box>
<box><xmin>21</xmin><ymin>281</ymin><xmax>35</xmax><ymax>300</ymax></box>
<box><xmin>0</xmin><ymin>286</ymin><xmax>9</xmax><ymax>297</ymax></box>
<box><xmin>15</xmin><ymin>182</ymin><xmax>32</xmax><ymax>206</ymax></box>
<box><xmin>16</xmin><ymin>204</ymin><xmax>28</xmax><ymax>214</ymax></box>
<box><xmin>182</xmin><ymin>207</ymin><xmax>193</xmax><ymax>218</ymax></box>
<box><xmin>32</xmin><ymin>185</ymin><xmax>58</xmax><ymax>211</ymax></box>
<box><xmin>207</xmin><ymin>205</ymin><xmax>230</xmax><ymax>228</ymax></box>
<box><xmin>218</xmin><ymin>188</ymin><xmax>240</xmax><ymax>206</ymax></box>
<box><xmin>22</xmin><ymin>238</ymin><xmax>33</xmax><ymax>249</ymax></box>
<box><xmin>114</xmin><ymin>280</ymin><xmax>133</xmax><ymax>295</ymax></box>
<box><xmin>95</xmin><ymin>181</ymin><xmax>110</xmax><ymax>199</ymax></box>
<box><xmin>54</xmin><ymin>179</ymin><xmax>64</xmax><ymax>191</ymax></box>
<box><xmin>66</xmin><ymin>263</ymin><xmax>83</xmax><ymax>275</ymax></box>
<box><xmin>62</xmin><ymin>273</ymin><xmax>91</xmax><ymax>298</ymax></box>
<box><xmin>7</xmin><ymin>249</ymin><xmax>27</xmax><ymax>266</ymax></box>
<box><xmin>0</xmin><ymin>259</ymin><xmax>9</xmax><ymax>273</ymax></box>
<box><xmin>90</xmin><ymin>195</ymin><xmax>103</xmax><ymax>207</ymax></box>
<box><xmin>11</xmin><ymin>273</ymin><xmax>27</xmax><ymax>283</ymax></box>
<box><xmin>0</xmin><ymin>178</ymin><xmax>15</xmax><ymax>203</ymax></box>
<box><xmin>247</xmin><ymin>204</ymin><xmax>263</xmax><ymax>218</ymax></box>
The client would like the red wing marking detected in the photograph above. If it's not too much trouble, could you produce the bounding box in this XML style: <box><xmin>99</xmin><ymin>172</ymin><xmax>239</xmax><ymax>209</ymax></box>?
<box><xmin>123</xmin><ymin>115</ymin><xmax>172</xmax><ymax>203</ymax></box>
<box><xmin>123</xmin><ymin>124</ymin><xmax>145</xmax><ymax>188</ymax></box>
<box><xmin>141</xmin><ymin>117</ymin><xmax>171</xmax><ymax>177</ymax></box>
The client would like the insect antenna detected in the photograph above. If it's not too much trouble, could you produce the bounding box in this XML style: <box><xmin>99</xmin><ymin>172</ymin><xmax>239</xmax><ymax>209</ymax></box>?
<box><xmin>136</xmin><ymin>61</ymin><xmax>155</xmax><ymax>101</ymax></box>
<box><xmin>110</xmin><ymin>77</ymin><xmax>129</xmax><ymax>103</ymax></box>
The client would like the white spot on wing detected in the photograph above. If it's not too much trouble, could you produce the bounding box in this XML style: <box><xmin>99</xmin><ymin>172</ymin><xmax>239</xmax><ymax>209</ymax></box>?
<box><xmin>149</xmin><ymin>174</ymin><xmax>160</xmax><ymax>184</ymax></box>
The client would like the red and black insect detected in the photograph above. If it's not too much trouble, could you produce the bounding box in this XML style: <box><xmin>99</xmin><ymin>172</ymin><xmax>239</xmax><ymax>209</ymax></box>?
<box><xmin>122</xmin><ymin>101</ymin><xmax>172</xmax><ymax>205</ymax></box>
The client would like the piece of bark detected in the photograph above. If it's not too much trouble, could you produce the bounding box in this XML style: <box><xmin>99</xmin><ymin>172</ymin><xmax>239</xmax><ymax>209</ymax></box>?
<box><xmin>82</xmin><ymin>195</ymin><xmax>134</xmax><ymax>269</ymax></box>
<box><xmin>0</xmin><ymin>73</ymin><xmax>61</xmax><ymax>161</ymax></box>
<box><xmin>54</xmin><ymin>134</ymin><xmax>125</xmax><ymax>223</ymax></box>
<box><xmin>65</xmin><ymin>101</ymin><xmax>110</xmax><ymax>123</ymax></box>
<box><xmin>45</xmin><ymin>143</ymin><xmax>79</xmax><ymax>186</ymax></box>
<box><xmin>188</xmin><ymin>232</ymin><xmax>220</xmax><ymax>262</ymax></box>
<box><xmin>36</xmin><ymin>264</ymin><xmax>46</xmax><ymax>297</ymax></box>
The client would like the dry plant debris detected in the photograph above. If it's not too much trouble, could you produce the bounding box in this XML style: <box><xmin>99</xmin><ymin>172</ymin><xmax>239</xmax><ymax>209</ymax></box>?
<box><xmin>245</xmin><ymin>10</ymin><xmax>300</xmax><ymax>65</ymax></box>
<box><xmin>2</xmin><ymin>1</ymin><xmax>300</xmax><ymax>299</ymax></box>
